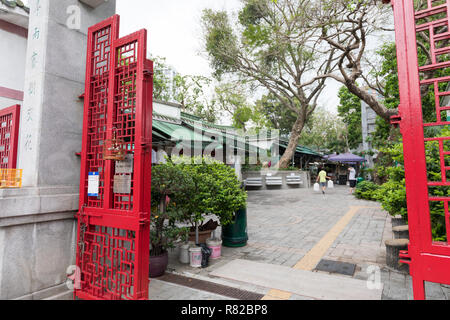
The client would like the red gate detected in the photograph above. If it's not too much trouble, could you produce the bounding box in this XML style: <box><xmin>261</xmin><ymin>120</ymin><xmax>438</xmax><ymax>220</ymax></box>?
<box><xmin>388</xmin><ymin>0</ymin><xmax>450</xmax><ymax>299</ymax></box>
<box><xmin>0</xmin><ymin>104</ymin><xmax>20</xmax><ymax>169</ymax></box>
<box><xmin>75</xmin><ymin>15</ymin><xmax>153</xmax><ymax>300</ymax></box>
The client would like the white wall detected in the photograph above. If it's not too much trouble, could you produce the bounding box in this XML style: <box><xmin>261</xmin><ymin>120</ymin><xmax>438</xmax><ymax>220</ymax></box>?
<box><xmin>0</xmin><ymin>27</ymin><xmax>27</xmax><ymax>110</ymax></box>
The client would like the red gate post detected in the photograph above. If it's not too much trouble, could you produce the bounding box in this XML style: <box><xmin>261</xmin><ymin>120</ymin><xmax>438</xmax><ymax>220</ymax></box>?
<box><xmin>75</xmin><ymin>15</ymin><xmax>153</xmax><ymax>300</ymax></box>
<box><xmin>387</xmin><ymin>0</ymin><xmax>450</xmax><ymax>300</ymax></box>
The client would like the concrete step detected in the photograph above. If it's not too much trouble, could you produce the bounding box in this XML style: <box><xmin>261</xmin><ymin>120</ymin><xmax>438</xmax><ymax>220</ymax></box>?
<box><xmin>43</xmin><ymin>290</ymin><xmax>73</xmax><ymax>300</ymax></box>
<box><xmin>14</xmin><ymin>283</ymin><xmax>73</xmax><ymax>300</ymax></box>
<box><xmin>210</xmin><ymin>259</ymin><xmax>383</xmax><ymax>300</ymax></box>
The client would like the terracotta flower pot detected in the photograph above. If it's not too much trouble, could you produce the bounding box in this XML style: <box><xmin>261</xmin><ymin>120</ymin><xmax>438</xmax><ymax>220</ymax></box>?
<box><xmin>149</xmin><ymin>251</ymin><xmax>168</xmax><ymax>278</ymax></box>
<box><xmin>188</xmin><ymin>230</ymin><xmax>213</xmax><ymax>244</ymax></box>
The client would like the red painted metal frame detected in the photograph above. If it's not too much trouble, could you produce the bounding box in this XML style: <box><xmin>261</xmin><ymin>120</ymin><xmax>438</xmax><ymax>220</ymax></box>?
<box><xmin>388</xmin><ymin>0</ymin><xmax>450</xmax><ymax>299</ymax></box>
<box><xmin>75</xmin><ymin>15</ymin><xmax>153</xmax><ymax>300</ymax></box>
<box><xmin>0</xmin><ymin>104</ymin><xmax>20</xmax><ymax>169</ymax></box>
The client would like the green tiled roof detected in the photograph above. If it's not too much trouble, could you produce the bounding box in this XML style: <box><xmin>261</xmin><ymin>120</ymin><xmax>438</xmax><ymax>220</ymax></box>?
<box><xmin>278</xmin><ymin>140</ymin><xmax>322</xmax><ymax>157</ymax></box>
<box><xmin>0</xmin><ymin>0</ymin><xmax>30</xmax><ymax>13</ymax></box>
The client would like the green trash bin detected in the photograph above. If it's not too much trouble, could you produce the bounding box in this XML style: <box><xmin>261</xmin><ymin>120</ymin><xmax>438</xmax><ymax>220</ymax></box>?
<box><xmin>357</xmin><ymin>177</ymin><xmax>364</xmax><ymax>184</ymax></box>
<box><xmin>222</xmin><ymin>207</ymin><xmax>248</xmax><ymax>247</ymax></box>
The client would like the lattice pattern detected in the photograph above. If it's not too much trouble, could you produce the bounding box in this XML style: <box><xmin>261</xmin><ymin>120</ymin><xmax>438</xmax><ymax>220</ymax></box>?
<box><xmin>0</xmin><ymin>105</ymin><xmax>20</xmax><ymax>169</ymax></box>
<box><xmin>415</xmin><ymin>1</ymin><xmax>450</xmax><ymax>242</ymax></box>
<box><xmin>390</xmin><ymin>0</ymin><xmax>450</xmax><ymax>299</ymax></box>
<box><xmin>112</xmin><ymin>41</ymin><xmax>138</xmax><ymax>211</ymax></box>
<box><xmin>77</xmin><ymin>15</ymin><xmax>152</xmax><ymax>301</ymax></box>
<box><xmin>86</xmin><ymin>76</ymin><xmax>109</xmax><ymax>208</ymax></box>
<box><xmin>92</xmin><ymin>27</ymin><xmax>113</xmax><ymax>76</ymax></box>
<box><xmin>83</xmin><ymin>22</ymin><xmax>116</xmax><ymax>208</ymax></box>
<box><xmin>78</xmin><ymin>224</ymin><xmax>136</xmax><ymax>300</ymax></box>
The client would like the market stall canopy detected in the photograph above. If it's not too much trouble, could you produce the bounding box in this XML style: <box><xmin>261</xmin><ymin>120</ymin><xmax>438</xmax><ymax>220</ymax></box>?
<box><xmin>327</xmin><ymin>153</ymin><xmax>366</xmax><ymax>163</ymax></box>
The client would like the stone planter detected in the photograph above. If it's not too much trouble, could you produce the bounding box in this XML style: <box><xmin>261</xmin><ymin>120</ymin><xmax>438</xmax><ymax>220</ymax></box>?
<box><xmin>385</xmin><ymin>239</ymin><xmax>409</xmax><ymax>271</ymax></box>
<box><xmin>391</xmin><ymin>215</ymin><xmax>407</xmax><ymax>228</ymax></box>
<box><xmin>149</xmin><ymin>251</ymin><xmax>169</xmax><ymax>278</ymax></box>
<box><xmin>393</xmin><ymin>225</ymin><xmax>409</xmax><ymax>239</ymax></box>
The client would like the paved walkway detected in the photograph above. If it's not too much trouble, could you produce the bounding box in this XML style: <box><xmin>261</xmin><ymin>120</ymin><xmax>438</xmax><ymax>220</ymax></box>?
<box><xmin>150</xmin><ymin>185</ymin><xmax>450</xmax><ymax>300</ymax></box>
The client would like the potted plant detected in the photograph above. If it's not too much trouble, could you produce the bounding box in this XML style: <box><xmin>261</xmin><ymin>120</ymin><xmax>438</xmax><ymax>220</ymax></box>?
<box><xmin>172</xmin><ymin>156</ymin><xmax>247</xmax><ymax>243</ymax></box>
<box><xmin>149</xmin><ymin>162</ymin><xmax>192</xmax><ymax>278</ymax></box>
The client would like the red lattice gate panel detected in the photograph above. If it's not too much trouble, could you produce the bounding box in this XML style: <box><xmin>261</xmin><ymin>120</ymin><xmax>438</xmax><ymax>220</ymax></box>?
<box><xmin>0</xmin><ymin>105</ymin><xmax>20</xmax><ymax>169</ymax></box>
<box><xmin>389</xmin><ymin>0</ymin><xmax>450</xmax><ymax>299</ymax></box>
<box><xmin>75</xmin><ymin>15</ymin><xmax>153</xmax><ymax>300</ymax></box>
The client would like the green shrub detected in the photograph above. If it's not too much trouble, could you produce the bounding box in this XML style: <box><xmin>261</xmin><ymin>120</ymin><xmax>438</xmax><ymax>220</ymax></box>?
<box><xmin>355</xmin><ymin>181</ymin><xmax>380</xmax><ymax>201</ymax></box>
<box><xmin>374</xmin><ymin>179</ymin><xmax>407</xmax><ymax>219</ymax></box>
<box><xmin>150</xmin><ymin>162</ymin><xmax>193</xmax><ymax>256</ymax></box>
<box><xmin>368</xmin><ymin>129</ymin><xmax>450</xmax><ymax>241</ymax></box>
<box><xmin>170</xmin><ymin>156</ymin><xmax>248</xmax><ymax>228</ymax></box>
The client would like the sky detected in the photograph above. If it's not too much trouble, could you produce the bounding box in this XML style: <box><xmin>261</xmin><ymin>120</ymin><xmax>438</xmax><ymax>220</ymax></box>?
<box><xmin>18</xmin><ymin>1</ymin><xmax>393</xmax><ymax>117</ymax></box>
<box><xmin>114</xmin><ymin>0</ymin><xmax>392</xmax><ymax>117</ymax></box>
<box><xmin>117</xmin><ymin>0</ymin><xmax>242</xmax><ymax>77</ymax></box>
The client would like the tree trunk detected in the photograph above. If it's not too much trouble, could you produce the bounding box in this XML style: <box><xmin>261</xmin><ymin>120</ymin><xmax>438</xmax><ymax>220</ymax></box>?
<box><xmin>345</xmin><ymin>81</ymin><xmax>398</xmax><ymax>122</ymax></box>
<box><xmin>278</xmin><ymin>115</ymin><xmax>306</xmax><ymax>169</ymax></box>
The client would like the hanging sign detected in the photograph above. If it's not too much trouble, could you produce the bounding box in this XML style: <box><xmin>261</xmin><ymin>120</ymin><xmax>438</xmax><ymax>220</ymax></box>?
<box><xmin>113</xmin><ymin>174</ymin><xmax>131</xmax><ymax>194</ymax></box>
<box><xmin>88</xmin><ymin>172</ymin><xmax>99</xmax><ymax>197</ymax></box>
<box><xmin>115</xmin><ymin>154</ymin><xmax>134</xmax><ymax>174</ymax></box>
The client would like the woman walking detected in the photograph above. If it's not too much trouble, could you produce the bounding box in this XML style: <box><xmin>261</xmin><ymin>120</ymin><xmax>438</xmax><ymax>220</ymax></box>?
<box><xmin>316</xmin><ymin>167</ymin><xmax>331</xmax><ymax>195</ymax></box>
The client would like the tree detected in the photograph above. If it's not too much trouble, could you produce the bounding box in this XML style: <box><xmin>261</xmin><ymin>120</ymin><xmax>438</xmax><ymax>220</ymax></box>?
<box><xmin>337</xmin><ymin>86</ymin><xmax>362</xmax><ymax>150</ymax></box>
<box><xmin>173</xmin><ymin>75</ymin><xmax>218</xmax><ymax>123</ymax></box>
<box><xmin>151</xmin><ymin>55</ymin><xmax>217</xmax><ymax>122</ymax></box>
<box><xmin>201</xmin><ymin>0</ymin><xmax>337</xmax><ymax>168</ymax></box>
<box><xmin>303</xmin><ymin>0</ymin><xmax>397</xmax><ymax>121</ymax></box>
<box><xmin>308</xmin><ymin>0</ymin><xmax>450</xmax><ymax>123</ymax></box>
<box><xmin>298</xmin><ymin>107</ymin><xmax>348</xmax><ymax>154</ymax></box>
<box><xmin>255</xmin><ymin>93</ymin><xmax>298</xmax><ymax>136</ymax></box>
<box><xmin>152</xmin><ymin>56</ymin><xmax>174</xmax><ymax>102</ymax></box>
<box><xmin>214</xmin><ymin>83</ymin><xmax>257</xmax><ymax>131</ymax></box>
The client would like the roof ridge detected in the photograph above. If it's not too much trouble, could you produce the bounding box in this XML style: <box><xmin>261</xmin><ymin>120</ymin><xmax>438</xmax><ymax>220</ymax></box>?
<box><xmin>0</xmin><ymin>0</ymin><xmax>30</xmax><ymax>13</ymax></box>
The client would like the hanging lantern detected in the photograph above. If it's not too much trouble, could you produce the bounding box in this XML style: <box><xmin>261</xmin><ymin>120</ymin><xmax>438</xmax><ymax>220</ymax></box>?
<box><xmin>103</xmin><ymin>127</ymin><xmax>127</xmax><ymax>161</ymax></box>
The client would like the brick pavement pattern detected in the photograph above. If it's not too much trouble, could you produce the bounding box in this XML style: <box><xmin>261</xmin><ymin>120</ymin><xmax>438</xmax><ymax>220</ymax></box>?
<box><xmin>162</xmin><ymin>186</ymin><xmax>450</xmax><ymax>300</ymax></box>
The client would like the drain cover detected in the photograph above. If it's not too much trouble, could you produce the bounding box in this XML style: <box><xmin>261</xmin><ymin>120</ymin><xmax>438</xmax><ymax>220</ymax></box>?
<box><xmin>157</xmin><ymin>273</ymin><xmax>264</xmax><ymax>300</ymax></box>
<box><xmin>315</xmin><ymin>259</ymin><xmax>356</xmax><ymax>276</ymax></box>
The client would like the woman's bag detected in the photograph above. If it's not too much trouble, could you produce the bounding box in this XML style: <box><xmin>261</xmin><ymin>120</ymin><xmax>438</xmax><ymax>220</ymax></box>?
<box><xmin>328</xmin><ymin>180</ymin><xmax>334</xmax><ymax>189</ymax></box>
<box><xmin>313</xmin><ymin>183</ymin><xmax>320</xmax><ymax>192</ymax></box>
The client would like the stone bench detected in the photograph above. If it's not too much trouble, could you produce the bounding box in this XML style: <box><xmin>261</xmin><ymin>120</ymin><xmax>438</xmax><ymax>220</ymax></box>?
<box><xmin>265</xmin><ymin>176</ymin><xmax>283</xmax><ymax>186</ymax></box>
<box><xmin>286</xmin><ymin>175</ymin><xmax>303</xmax><ymax>186</ymax></box>
<box><xmin>245</xmin><ymin>178</ymin><xmax>263</xmax><ymax>188</ymax></box>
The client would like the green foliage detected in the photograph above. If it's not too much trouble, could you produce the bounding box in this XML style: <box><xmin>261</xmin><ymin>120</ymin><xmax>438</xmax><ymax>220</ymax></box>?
<box><xmin>150</xmin><ymin>163</ymin><xmax>193</xmax><ymax>256</ymax></box>
<box><xmin>201</xmin><ymin>1</ymin><xmax>331</xmax><ymax>168</ymax></box>
<box><xmin>254</xmin><ymin>94</ymin><xmax>298</xmax><ymax>136</ymax></box>
<box><xmin>173</xmin><ymin>75</ymin><xmax>217</xmax><ymax>123</ymax></box>
<box><xmin>202</xmin><ymin>9</ymin><xmax>238</xmax><ymax>79</ymax></box>
<box><xmin>151</xmin><ymin>56</ymin><xmax>217</xmax><ymax>123</ymax></box>
<box><xmin>374</xmin><ymin>179</ymin><xmax>408</xmax><ymax>218</ymax></box>
<box><xmin>337</xmin><ymin>86</ymin><xmax>362</xmax><ymax>150</ymax></box>
<box><xmin>170</xmin><ymin>156</ymin><xmax>248</xmax><ymax>228</ymax></box>
<box><xmin>355</xmin><ymin>181</ymin><xmax>380</xmax><ymax>201</ymax></box>
<box><xmin>152</xmin><ymin>56</ymin><xmax>175</xmax><ymax>102</ymax></box>
<box><xmin>299</xmin><ymin>107</ymin><xmax>348</xmax><ymax>154</ymax></box>
<box><xmin>368</xmin><ymin>129</ymin><xmax>450</xmax><ymax>241</ymax></box>
<box><xmin>215</xmin><ymin>83</ymin><xmax>265</xmax><ymax>131</ymax></box>
<box><xmin>370</xmin><ymin>41</ymin><xmax>450</xmax><ymax>148</ymax></box>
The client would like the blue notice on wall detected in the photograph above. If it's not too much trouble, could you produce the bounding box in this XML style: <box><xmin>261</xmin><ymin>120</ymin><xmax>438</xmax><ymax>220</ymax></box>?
<box><xmin>88</xmin><ymin>172</ymin><xmax>99</xmax><ymax>197</ymax></box>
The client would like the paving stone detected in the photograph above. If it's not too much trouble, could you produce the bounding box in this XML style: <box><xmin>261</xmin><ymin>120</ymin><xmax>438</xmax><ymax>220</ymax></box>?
<box><xmin>156</xmin><ymin>187</ymin><xmax>448</xmax><ymax>300</ymax></box>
